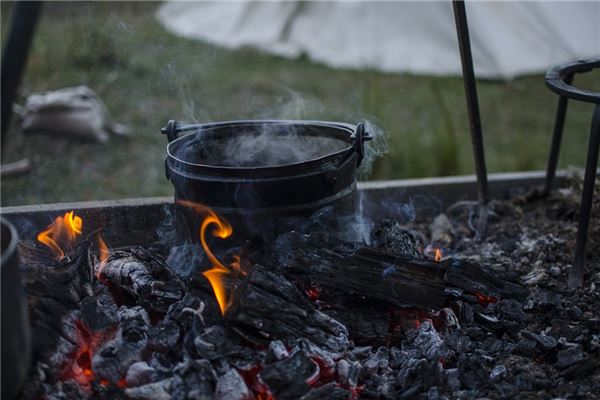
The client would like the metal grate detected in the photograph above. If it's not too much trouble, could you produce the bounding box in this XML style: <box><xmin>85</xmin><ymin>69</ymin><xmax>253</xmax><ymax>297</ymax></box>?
<box><xmin>543</xmin><ymin>59</ymin><xmax>600</xmax><ymax>289</ymax></box>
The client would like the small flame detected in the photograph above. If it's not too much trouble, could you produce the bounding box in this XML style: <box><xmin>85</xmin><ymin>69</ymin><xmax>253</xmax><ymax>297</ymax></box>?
<box><xmin>434</xmin><ymin>248</ymin><xmax>443</xmax><ymax>262</ymax></box>
<box><xmin>96</xmin><ymin>235</ymin><xmax>110</xmax><ymax>279</ymax></box>
<box><xmin>178</xmin><ymin>200</ymin><xmax>242</xmax><ymax>316</ymax></box>
<box><xmin>37</xmin><ymin>211</ymin><xmax>83</xmax><ymax>260</ymax></box>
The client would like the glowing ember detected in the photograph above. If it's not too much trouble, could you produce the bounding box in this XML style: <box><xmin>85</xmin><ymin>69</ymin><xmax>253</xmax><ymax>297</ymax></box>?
<box><xmin>305</xmin><ymin>286</ymin><xmax>321</xmax><ymax>301</ymax></box>
<box><xmin>95</xmin><ymin>235</ymin><xmax>110</xmax><ymax>279</ymax></box>
<box><xmin>434</xmin><ymin>248</ymin><xmax>443</xmax><ymax>262</ymax></box>
<box><xmin>61</xmin><ymin>320</ymin><xmax>116</xmax><ymax>389</ymax></box>
<box><xmin>474</xmin><ymin>292</ymin><xmax>498</xmax><ymax>307</ymax></box>
<box><xmin>178</xmin><ymin>200</ymin><xmax>243</xmax><ymax>316</ymax></box>
<box><xmin>237</xmin><ymin>364</ymin><xmax>274</xmax><ymax>400</ymax></box>
<box><xmin>37</xmin><ymin>210</ymin><xmax>83</xmax><ymax>260</ymax></box>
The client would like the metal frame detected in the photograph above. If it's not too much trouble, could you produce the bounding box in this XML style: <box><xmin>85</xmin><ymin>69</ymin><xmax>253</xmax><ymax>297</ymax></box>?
<box><xmin>452</xmin><ymin>0</ymin><xmax>489</xmax><ymax>239</ymax></box>
<box><xmin>543</xmin><ymin>59</ymin><xmax>600</xmax><ymax>289</ymax></box>
<box><xmin>1</xmin><ymin>1</ymin><xmax>42</xmax><ymax>143</ymax></box>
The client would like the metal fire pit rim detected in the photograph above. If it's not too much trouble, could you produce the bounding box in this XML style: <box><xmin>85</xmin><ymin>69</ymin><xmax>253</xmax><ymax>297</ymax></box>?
<box><xmin>0</xmin><ymin>169</ymin><xmax>574</xmax><ymax>216</ymax></box>
<box><xmin>0</xmin><ymin>169</ymin><xmax>578</xmax><ymax>248</ymax></box>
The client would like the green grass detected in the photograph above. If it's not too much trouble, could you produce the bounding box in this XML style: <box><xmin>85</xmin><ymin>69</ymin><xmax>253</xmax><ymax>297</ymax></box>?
<box><xmin>2</xmin><ymin>1</ymin><xmax>598</xmax><ymax>206</ymax></box>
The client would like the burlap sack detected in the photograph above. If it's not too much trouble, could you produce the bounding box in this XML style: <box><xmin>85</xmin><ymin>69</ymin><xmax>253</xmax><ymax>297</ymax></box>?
<box><xmin>20</xmin><ymin>85</ymin><xmax>128</xmax><ymax>143</ymax></box>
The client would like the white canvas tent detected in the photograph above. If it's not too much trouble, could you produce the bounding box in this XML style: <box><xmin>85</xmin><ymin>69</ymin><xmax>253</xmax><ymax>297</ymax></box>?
<box><xmin>156</xmin><ymin>1</ymin><xmax>600</xmax><ymax>79</ymax></box>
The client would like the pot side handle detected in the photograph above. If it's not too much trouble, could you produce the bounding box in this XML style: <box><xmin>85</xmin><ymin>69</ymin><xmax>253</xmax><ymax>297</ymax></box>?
<box><xmin>162</xmin><ymin>119</ymin><xmax>209</xmax><ymax>143</ymax></box>
<box><xmin>353</xmin><ymin>121</ymin><xmax>374</xmax><ymax>167</ymax></box>
<box><xmin>161</xmin><ymin>119</ymin><xmax>179</xmax><ymax>143</ymax></box>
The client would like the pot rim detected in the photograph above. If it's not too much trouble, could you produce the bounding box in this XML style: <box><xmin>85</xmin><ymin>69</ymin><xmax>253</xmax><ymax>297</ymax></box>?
<box><xmin>165</xmin><ymin>119</ymin><xmax>358</xmax><ymax>175</ymax></box>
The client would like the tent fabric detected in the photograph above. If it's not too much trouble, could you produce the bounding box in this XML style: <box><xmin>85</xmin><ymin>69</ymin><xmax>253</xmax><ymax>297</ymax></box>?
<box><xmin>156</xmin><ymin>1</ymin><xmax>600</xmax><ymax>79</ymax></box>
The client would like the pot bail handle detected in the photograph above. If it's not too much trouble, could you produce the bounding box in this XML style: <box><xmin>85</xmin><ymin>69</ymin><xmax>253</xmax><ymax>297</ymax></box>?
<box><xmin>161</xmin><ymin>119</ymin><xmax>179</xmax><ymax>143</ymax></box>
<box><xmin>353</xmin><ymin>121</ymin><xmax>373</xmax><ymax>167</ymax></box>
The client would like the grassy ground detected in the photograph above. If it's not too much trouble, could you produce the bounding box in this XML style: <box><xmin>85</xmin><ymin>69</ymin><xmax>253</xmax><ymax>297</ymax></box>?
<box><xmin>1</xmin><ymin>1</ymin><xmax>598</xmax><ymax>206</ymax></box>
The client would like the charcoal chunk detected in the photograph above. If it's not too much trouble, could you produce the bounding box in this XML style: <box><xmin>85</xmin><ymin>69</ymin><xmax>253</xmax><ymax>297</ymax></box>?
<box><xmin>170</xmin><ymin>359</ymin><xmax>217</xmax><ymax>400</ymax></box>
<box><xmin>521</xmin><ymin>330</ymin><xmax>558</xmax><ymax>351</ymax></box>
<box><xmin>125</xmin><ymin>378</ymin><xmax>172</xmax><ymax>400</ymax></box>
<box><xmin>80</xmin><ymin>296</ymin><xmax>118</xmax><ymax>331</ymax></box>
<box><xmin>371</xmin><ymin>219</ymin><xmax>423</xmax><ymax>257</ymax></box>
<box><xmin>397</xmin><ymin>358</ymin><xmax>444</xmax><ymax>394</ymax></box>
<box><xmin>260</xmin><ymin>352</ymin><xmax>318</xmax><ymax>400</ymax></box>
<box><xmin>561</xmin><ymin>357</ymin><xmax>600</xmax><ymax>380</ymax></box>
<box><xmin>125</xmin><ymin>361</ymin><xmax>157</xmax><ymax>387</ymax></box>
<box><xmin>148</xmin><ymin>320</ymin><xmax>180</xmax><ymax>352</ymax></box>
<box><xmin>516</xmin><ymin>338</ymin><xmax>539</xmax><ymax>357</ymax></box>
<box><xmin>555</xmin><ymin>346</ymin><xmax>585</xmax><ymax>369</ymax></box>
<box><xmin>92</xmin><ymin>306</ymin><xmax>150</xmax><ymax>383</ymax></box>
<box><xmin>489</xmin><ymin>365</ymin><xmax>507</xmax><ymax>382</ymax></box>
<box><xmin>457</xmin><ymin>354</ymin><xmax>490</xmax><ymax>390</ymax></box>
<box><xmin>299</xmin><ymin>382</ymin><xmax>350</xmax><ymax>400</ymax></box>
<box><xmin>215</xmin><ymin>368</ymin><xmax>253</xmax><ymax>400</ymax></box>
<box><xmin>267</xmin><ymin>340</ymin><xmax>289</xmax><ymax>362</ymax></box>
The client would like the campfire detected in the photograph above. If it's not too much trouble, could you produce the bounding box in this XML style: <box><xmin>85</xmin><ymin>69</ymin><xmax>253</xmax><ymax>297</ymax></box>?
<box><xmin>2</xmin><ymin>2</ymin><xmax>599</xmax><ymax>398</ymax></box>
<box><xmin>7</xmin><ymin>163</ymin><xmax>599</xmax><ymax>400</ymax></box>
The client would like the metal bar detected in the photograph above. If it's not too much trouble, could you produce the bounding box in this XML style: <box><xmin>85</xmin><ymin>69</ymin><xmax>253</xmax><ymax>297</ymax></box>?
<box><xmin>570</xmin><ymin>103</ymin><xmax>600</xmax><ymax>289</ymax></box>
<box><xmin>543</xmin><ymin>73</ymin><xmax>574</xmax><ymax>196</ymax></box>
<box><xmin>1</xmin><ymin>1</ymin><xmax>42</xmax><ymax>145</ymax></box>
<box><xmin>452</xmin><ymin>0</ymin><xmax>490</xmax><ymax>238</ymax></box>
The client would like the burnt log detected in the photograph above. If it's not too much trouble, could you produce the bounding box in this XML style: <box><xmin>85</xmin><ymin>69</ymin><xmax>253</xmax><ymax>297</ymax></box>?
<box><xmin>17</xmin><ymin>240</ymin><xmax>93</xmax><ymax>371</ymax></box>
<box><xmin>96</xmin><ymin>247</ymin><xmax>185</xmax><ymax>313</ymax></box>
<box><xmin>442</xmin><ymin>257</ymin><xmax>528</xmax><ymax>300</ymax></box>
<box><xmin>271</xmin><ymin>232</ymin><xmax>526</xmax><ymax>311</ymax></box>
<box><xmin>273</xmin><ymin>233</ymin><xmax>446</xmax><ymax>310</ymax></box>
<box><xmin>227</xmin><ymin>265</ymin><xmax>349</xmax><ymax>352</ymax></box>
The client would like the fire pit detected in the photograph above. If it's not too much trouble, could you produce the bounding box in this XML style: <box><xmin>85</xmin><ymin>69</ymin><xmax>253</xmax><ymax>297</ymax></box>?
<box><xmin>3</xmin><ymin>171</ymin><xmax>599</xmax><ymax>399</ymax></box>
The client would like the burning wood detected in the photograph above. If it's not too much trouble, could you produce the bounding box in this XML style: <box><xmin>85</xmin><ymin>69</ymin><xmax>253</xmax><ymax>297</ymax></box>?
<box><xmin>12</xmin><ymin>175</ymin><xmax>600</xmax><ymax>399</ymax></box>
<box><xmin>95</xmin><ymin>247</ymin><xmax>185</xmax><ymax>313</ymax></box>
<box><xmin>227</xmin><ymin>265</ymin><xmax>350</xmax><ymax>353</ymax></box>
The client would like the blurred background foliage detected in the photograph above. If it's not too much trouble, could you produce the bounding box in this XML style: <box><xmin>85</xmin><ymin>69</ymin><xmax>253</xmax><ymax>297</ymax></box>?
<box><xmin>1</xmin><ymin>1</ymin><xmax>598</xmax><ymax>206</ymax></box>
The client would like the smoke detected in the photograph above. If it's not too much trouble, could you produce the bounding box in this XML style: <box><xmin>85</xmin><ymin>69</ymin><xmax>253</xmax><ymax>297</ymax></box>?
<box><xmin>155</xmin><ymin>205</ymin><xmax>205</xmax><ymax>278</ymax></box>
<box><xmin>357</xmin><ymin>119</ymin><xmax>388</xmax><ymax>179</ymax></box>
<box><xmin>174</xmin><ymin>123</ymin><xmax>353</xmax><ymax>168</ymax></box>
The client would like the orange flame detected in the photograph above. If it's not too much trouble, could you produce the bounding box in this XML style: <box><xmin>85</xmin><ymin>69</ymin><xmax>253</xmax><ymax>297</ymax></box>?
<box><xmin>178</xmin><ymin>200</ymin><xmax>241</xmax><ymax>316</ymax></box>
<box><xmin>434</xmin><ymin>248</ymin><xmax>443</xmax><ymax>262</ymax></box>
<box><xmin>96</xmin><ymin>235</ymin><xmax>110</xmax><ymax>279</ymax></box>
<box><xmin>37</xmin><ymin>211</ymin><xmax>83</xmax><ymax>260</ymax></box>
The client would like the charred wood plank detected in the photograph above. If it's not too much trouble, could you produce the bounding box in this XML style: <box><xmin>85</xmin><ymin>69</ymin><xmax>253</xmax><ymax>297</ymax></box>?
<box><xmin>273</xmin><ymin>234</ymin><xmax>447</xmax><ymax>311</ymax></box>
<box><xmin>271</xmin><ymin>233</ymin><xmax>526</xmax><ymax>311</ymax></box>
<box><xmin>227</xmin><ymin>265</ymin><xmax>349</xmax><ymax>352</ymax></box>
<box><xmin>442</xmin><ymin>258</ymin><xmax>528</xmax><ymax>300</ymax></box>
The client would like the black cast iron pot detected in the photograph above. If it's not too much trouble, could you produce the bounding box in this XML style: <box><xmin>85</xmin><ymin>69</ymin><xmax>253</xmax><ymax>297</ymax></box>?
<box><xmin>161</xmin><ymin>119</ymin><xmax>372</xmax><ymax>244</ymax></box>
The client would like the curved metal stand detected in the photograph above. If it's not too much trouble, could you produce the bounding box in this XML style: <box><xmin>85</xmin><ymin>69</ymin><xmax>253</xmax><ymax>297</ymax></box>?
<box><xmin>543</xmin><ymin>59</ymin><xmax>600</xmax><ymax>289</ymax></box>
